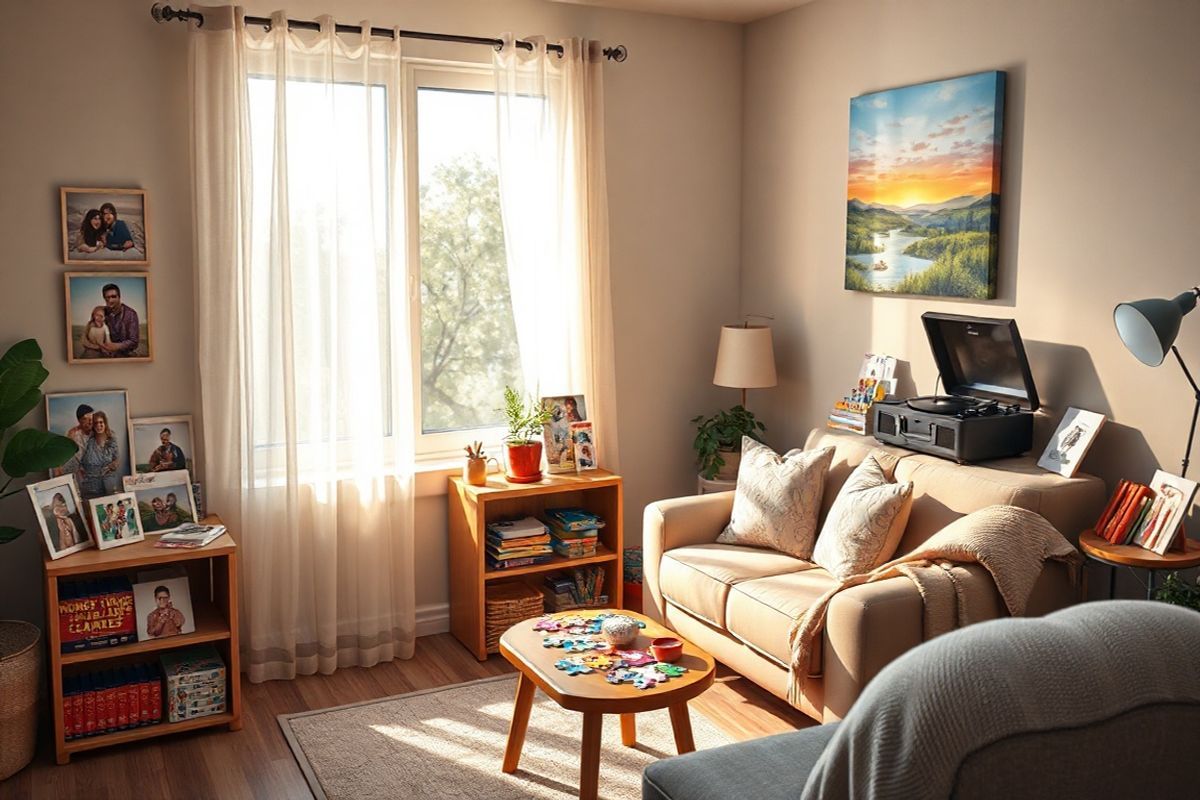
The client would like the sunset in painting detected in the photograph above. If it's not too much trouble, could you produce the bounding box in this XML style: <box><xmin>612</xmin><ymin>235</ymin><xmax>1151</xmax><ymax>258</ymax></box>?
<box><xmin>844</xmin><ymin>71</ymin><xmax>1004</xmax><ymax>298</ymax></box>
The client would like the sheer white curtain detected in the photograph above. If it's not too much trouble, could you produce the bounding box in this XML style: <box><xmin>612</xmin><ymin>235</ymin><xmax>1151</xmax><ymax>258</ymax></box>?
<box><xmin>493</xmin><ymin>36</ymin><xmax>620</xmax><ymax>470</ymax></box>
<box><xmin>189</xmin><ymin>7</ymin><xmax>415</xmax><ymax>681</ymax></box>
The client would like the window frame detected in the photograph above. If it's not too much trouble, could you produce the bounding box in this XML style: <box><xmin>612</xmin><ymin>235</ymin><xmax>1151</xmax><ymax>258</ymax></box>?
<box><xmin>404</xmin><ymin>60</ymin><xmax>514</xmax><ymax>461</ymax></box>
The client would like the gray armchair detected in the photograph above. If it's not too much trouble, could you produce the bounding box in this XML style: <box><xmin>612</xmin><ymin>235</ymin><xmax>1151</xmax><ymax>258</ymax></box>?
<box><xmin>644</xmin><ymin>600</ymin><xmax>1200</xmax><ymax>800</ymax></box>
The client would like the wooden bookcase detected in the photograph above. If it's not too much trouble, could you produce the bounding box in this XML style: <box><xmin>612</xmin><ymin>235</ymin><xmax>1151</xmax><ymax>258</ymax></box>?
<box><xmin>42</xmin><ymin>516</ymin><xmax>241</xmax><ymax>764</ymax></box>
<box><xmin>448</xmin><ymin>470</ymin><xmax>623</xmax><ymax>660</ymax></box>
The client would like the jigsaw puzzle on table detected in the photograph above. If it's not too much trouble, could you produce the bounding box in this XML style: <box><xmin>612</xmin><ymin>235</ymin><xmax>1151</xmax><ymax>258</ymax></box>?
<box><xmin>540</xmin><ymin>612</ymin><xmax>687</xmax><ymax>691</ymax></box>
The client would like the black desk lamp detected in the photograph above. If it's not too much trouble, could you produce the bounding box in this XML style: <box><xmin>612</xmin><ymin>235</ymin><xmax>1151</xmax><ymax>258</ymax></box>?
<box><xmin>1114</xmin><ymin>287</ymin><xmax>1200</xmax><ymax>477</ymax></box>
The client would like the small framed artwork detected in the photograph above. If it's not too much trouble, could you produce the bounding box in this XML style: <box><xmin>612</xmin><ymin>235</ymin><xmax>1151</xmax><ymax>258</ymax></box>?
<box><xmin>1137</xmin><ymin>471</ymin><xmax>1198</xmax><ymax>555</ymax></box>
<box><xmin>64</xmin><ymin>273</ymin><xmax>153</xmax><ymax>363</ymax></box>
<box><xmin>132</xmin><ymin>415</ymin><xmax>194</xmax><ymax>475</ymax></box>
<box><xmin>88</xmin><ymin>492</ymin><xmax>146</xmax><ymax>550</ymax></box>
<box><xmin>61</xmin><ymin>187</ymin><xmax>149</xmax><ymax>265</ymax></box>
<box><xmin>542</xmin><ymin>395</ymin><xmax>587</xmax><ymax>474</ymax></box>
<box><xmin>570</xmin><ymin>420</ymin><xmax>597</xmax><ymax>471</ymax></box>
<box><xmin>132</xmin><ymin>576</ymin><xmax>195</xmax><ymax>639</ymax></box>
<box><xmin>1038</xmin><ymin>408</ymin><xmax>1106</xmax><ymax>478</ymax></box>
<box><xmin>26</xmin><ymin>475</ymin><xmax>94</xmax><ymax>559</ymax></box>
<box><xmin>123</xmin><ymin>469</ymin><xmax>199</xmax><ymax>534</ymax></box>
<box><xmin>45</xmin><ymin>389</ymin><xmax>134</xmax><ymax>502</ymax></box>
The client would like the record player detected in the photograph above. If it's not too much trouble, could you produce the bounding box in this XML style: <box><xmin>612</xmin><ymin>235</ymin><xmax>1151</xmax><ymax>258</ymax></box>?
<box><xmin>873</xmin><ymin>312</ymin><xmax>1040</xmax><ymax>463</ymax></box>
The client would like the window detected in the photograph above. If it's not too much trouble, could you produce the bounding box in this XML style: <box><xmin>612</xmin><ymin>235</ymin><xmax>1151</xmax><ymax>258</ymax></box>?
<box><xmin>408</xmin><ymin>65</ymin><xmax>524</xmax><ymax>457</ymax></box>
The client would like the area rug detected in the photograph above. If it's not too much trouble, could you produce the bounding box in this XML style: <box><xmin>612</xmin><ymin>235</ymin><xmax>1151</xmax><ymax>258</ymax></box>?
<box><xmin>279</xmin><ymin>674</ymin><xmax>733</xmax><ymax>799</ymax></box>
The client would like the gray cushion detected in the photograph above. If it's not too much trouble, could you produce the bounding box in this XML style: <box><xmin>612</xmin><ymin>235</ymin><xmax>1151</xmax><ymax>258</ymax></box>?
<box><xmin>642</xmin><ymin>723</ymin><xmax>839</xmax><ymax>800</ymax></box>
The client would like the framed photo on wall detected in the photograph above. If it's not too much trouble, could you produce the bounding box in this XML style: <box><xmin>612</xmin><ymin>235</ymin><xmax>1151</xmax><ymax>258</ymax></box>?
<box><xmin>64</xmin><ymin>272</ymin><xmax>153</xmax><ymax>363</ymax></box>
<box><xmin>45</xmin><ymin>389</ymin><xmax>134</xmax><ymax>502</ymax></box>
<box><xmin>26</xmin><ymin>475</ymin><xmax>94</xmax><ymax>560</ymax></box>
<box><xmin>132</xmin><ymin>415</ymin><xmax>195</xmax><ymax>476</ymax></box>
<box><xmin>61</xmin><ymin>187</ymin><xmax>149</xmax><ymax>265</ymax></box>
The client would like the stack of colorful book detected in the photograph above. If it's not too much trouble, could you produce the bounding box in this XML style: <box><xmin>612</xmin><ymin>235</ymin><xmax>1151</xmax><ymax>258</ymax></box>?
<box><xmin>828</xmin><ymin>354</ymin><xmax>897</xmax><ymax>435</ymax></box>
<box><xmin>542</xmin><ymin>566</ymin><xmax>608</xmax><ymax>612</ymax></box>
<box><xmin>486</xmin><ymin>516</ymin><xmax>553</xmax><ymax>570</ymax></box>
<box><xmin>543</xmin><ymin>507</ymin><xmax>604</xmax><ymax>559</ymax></box>
<box><xmin>1094</xmin><ymin>476</ymin><xmax>1193</xmax><ymax>553</ymax></box>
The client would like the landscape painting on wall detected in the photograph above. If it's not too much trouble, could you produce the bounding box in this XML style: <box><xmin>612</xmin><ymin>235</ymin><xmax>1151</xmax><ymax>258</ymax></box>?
<box><xmin>845</xmin><ymin>70</ymin><xmax>1005</xmax><ymax>298</ymax></box>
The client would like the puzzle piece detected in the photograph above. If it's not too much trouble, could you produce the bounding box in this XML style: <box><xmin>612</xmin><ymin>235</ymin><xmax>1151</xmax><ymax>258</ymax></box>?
<box><xmin>613</xmin><ymin>649</ymin><xmax>655</xmax><ymax>667</ymax></box>
<box><xmin>632</xmin><ymin>667</ymin><xmax>669</xmax><ymax>690</ymax></box>
<box><xmin>554</xmin><ymin>657</ymin><xmax>594</xmax><ymax>675</ymax></box>
<box><xmin>605</xmin><ymin>668</ymin><xmax>641</xmax><ymax>685</ymax></box>
<box><xmin>533</xmin><ymin>618</ymin><xmax>563</xmax><ymax>632</ymax></box>
<box><xmin>653</xmin><ymin>663</ymin><xmax>688</xmax><ymax>678</ymax></box>
<box><xmin>562</xmin><ymin>637</ymin><xmax>605</xmax><ymax>653</ymax></box>
<box><xmin>581</xmin><ymin>653</ymin><xmax>620</xmax><ymax>671</ymax></box>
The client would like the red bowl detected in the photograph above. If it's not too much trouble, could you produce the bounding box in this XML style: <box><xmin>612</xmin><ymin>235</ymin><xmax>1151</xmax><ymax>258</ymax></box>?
<box><xmin>650</xmin><ymin>636</ymin><xmax>683</xmax><ymax>663</ymax></box>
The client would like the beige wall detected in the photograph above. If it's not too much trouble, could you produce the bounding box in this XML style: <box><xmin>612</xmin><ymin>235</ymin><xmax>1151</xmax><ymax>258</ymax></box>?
<box><xmin>0</xmin><ymin>0</ymin><xmax>743</xmax><ymax>628</ymax></box>
<box><xmin>743</xmin><ymin>0</ymin><xmax>1200</xmax><ymax>499</ymax></box>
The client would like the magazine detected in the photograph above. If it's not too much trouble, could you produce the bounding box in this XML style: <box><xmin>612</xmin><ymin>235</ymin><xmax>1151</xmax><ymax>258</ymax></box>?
<box><xmin>154</xmin><ymin>524</ymin><xmax>226</xmax><ymax>550</ymax></box>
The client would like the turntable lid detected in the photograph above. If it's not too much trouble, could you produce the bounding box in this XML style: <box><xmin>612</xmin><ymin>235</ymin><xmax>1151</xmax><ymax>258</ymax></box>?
<box><xmin>921</xmin><ymin>312</ymin><xmax>1040</xmax><ymax>411</ymax></box>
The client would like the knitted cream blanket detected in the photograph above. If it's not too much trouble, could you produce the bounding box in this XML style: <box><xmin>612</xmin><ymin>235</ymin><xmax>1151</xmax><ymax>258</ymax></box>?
<box><xmin>786</xmin><ymin>505</ymin><xmax>1081</xmax><ymax>707</ymax></box>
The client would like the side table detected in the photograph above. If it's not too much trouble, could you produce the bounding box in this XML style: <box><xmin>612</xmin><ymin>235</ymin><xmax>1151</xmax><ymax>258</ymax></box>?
<box><xmin>1078</xmin><ymin>529</ymin><xmax>1200</xmax><ymax>600</ymax></box>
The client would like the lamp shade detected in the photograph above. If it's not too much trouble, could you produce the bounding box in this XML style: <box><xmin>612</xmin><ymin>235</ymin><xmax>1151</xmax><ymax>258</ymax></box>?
<box><xmin>1114</xmin><ymin>291</ymin><xmax>1198</xmax><ymax>366</ymax></box>
<box><xmin>713</xmin><ymin>325</ymin><xmax>777</xmax><ymax>389</ymax></box>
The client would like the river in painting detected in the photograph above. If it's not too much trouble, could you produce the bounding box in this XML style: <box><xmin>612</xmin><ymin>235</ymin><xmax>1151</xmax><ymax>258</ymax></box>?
<box><xmin>846</xmin><ymin>228</ymin><xmax>934</xmax><ymax>290</ymax></box>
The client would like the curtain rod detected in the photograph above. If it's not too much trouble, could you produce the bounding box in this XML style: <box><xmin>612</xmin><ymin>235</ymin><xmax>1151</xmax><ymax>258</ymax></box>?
<box><xmin>149</xmin><ymin>4</ymin><xmax>628</xmax><ymax>62</ymax></box>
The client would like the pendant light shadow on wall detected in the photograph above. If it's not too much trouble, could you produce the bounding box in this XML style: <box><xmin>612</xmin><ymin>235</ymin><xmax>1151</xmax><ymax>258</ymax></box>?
<box><xmin>1114</xmin><ymin>287</ymin><xmax>1200</xmax><ymax>476</ymax></box>
<box><xmin>692</xmin><ymin>316</ymin><xmax>778</xmax><ymax>487</ymax></box>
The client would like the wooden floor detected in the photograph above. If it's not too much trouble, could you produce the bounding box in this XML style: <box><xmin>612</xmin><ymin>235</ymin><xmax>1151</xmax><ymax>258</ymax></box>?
<box><xmin>1</xmin><ymin>633</ymin><xmax>814</xmax><ymax>799</ymax></box>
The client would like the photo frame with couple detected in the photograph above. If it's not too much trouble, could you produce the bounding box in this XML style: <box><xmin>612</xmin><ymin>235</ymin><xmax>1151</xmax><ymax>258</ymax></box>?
<box><xmin>45</xmin><ymin>390</ymin><xmax>134</xmax><ymax>503</ymax></box>
<box><xmin>60</xmin><ymin>187</ymin><xmax>149</xmax><ymax>265</ymax></box>
<box><xmin>123</xmin><ymin>469</ymin><xmax>200</xmax><ymax>535</ymax></box>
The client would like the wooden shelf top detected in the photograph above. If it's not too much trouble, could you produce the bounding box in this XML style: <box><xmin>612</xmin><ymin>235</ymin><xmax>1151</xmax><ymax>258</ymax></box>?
<box><xmin>1079</xmin><ymin>529</ymin><xmax>1200</xmax><ymax>569</ymax></box>
<box><xmin>484</xmin><ymin>544</ymin><xmax>619</xmax><ymax>581</ymax></box>
<box><xmin>63</xmin><ymin>712</ymin><xmax>236</xmax><ymax>755</ymax></box>
<box><xmin>61</xmin><ymin>601</ymin><xmax>231</xmax><ymax>665</ymax></box>
<box><xmin>45</xmin><ymin>516</ymin><xmax>233</xmax><ymax>577</ymax></box>
<box><xmin>450</xmin><ymin>469</ymin><xmax>621</xmax><ymax>499</ymax></box>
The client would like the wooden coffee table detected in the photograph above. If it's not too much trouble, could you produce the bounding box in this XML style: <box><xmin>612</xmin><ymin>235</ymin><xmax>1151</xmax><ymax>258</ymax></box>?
<box><xmin>499</xmin><ymin>609</ymin><xmax>716</xmax><ymax>800</ymax></box>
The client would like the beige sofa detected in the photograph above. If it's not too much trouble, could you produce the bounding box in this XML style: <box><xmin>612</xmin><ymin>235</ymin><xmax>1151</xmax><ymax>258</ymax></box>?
<box><xmin>643</xmin><ymin>429</ymin><xmax>1106</xmax><ymax>723</ymax></box>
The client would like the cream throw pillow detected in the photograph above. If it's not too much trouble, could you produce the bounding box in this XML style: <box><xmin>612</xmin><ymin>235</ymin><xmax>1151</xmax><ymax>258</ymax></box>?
<box><xmin>716</xmin><ymin>438</ymin><xmax>834</xmax><ymax>559</ymax></box>
<box><xmin>813</xmin><ymin>454</ymin><xmax>913</xmax><ymax>580</ymax></box>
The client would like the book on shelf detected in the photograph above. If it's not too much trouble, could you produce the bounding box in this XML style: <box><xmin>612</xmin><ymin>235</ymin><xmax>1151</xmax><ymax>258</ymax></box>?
<box><xmin>58</xmin><ymin>578</ymin><xmax>137</xmax><ymax>653</ymax></box>
<box><xmin>63</xmin><ymin>662</ymin><xmax>163</xmax><ymax>740</ymax></box>
<box><xmin>553</xmin><ymin>539</ymin><xmax>597</xmax><ymax>558</ymax></box>
<box><xmin>1093</xmin><ymin>473</ymin><xmax>1195</xmax><ymax>554</ymax></box>
<box><xmin>541</xmin><ymin>565</ymin><xmax>607</xmax><ymax>608</ymax></box>
<box><xmin>827</xmin><ymin>353</ymin><xmax>896</xmax><ymax>436</ymax></box>
<box><xmin>542</xmin><ymin>507</ymin><xmax>605</xmax><ymax>532</ymax></box>
<box><xmin>485</xmin><ymin>532</ymin><xmax>550</xmax><ymax>549</ymax></box>
<box><xmin>486</xmin><ymin>544</ymin><xmax>553</xmax><ymax>560</ymax></box>
<box><xmin>486</xmin><ymin>517</ymin><xmax>550</xmax><ymax>540</ymax></box>
<box><xmin>487</xmin><ymin>554</ymin><xmax>553</xmax><ymax>571</ymax></box>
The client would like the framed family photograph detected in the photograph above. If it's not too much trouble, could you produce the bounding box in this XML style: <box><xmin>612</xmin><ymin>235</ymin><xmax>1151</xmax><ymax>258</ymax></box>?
<box><xmin>123</xmin><ymin>469</ymin><xmax>199</xmax><ymax>534</ymax></box>
<box><xmin>88</xmin><ymin>492</ymin><xmax>146</xmax><ymax>550</ymax></box>
<box><xmin>61</xmin><ymin>187</ymin><xmax>149</xmax><ymax>265</ymax></box>
<box><xmin>46</xmin><ymin>389</ymin><xmax>134</xmax><ymax>502</ymax></box>
<box><xmin>541</xmin><ymin>395</ymin><xmax>587</xmax><ymax>474</ymax></box>
<box><xmin>64</xmin><ymin>273</ymin><xmax>153</xmax><ymax>363</ymax></box>
<box><xmin>132</xmin><ymin>416</ymin><xmax>194</xmax><ymax>475</ymax></box>
<box><xmin>26</xmin><ymin>475</ymin><xmax>94</xmax><ymax>560</ymax></box>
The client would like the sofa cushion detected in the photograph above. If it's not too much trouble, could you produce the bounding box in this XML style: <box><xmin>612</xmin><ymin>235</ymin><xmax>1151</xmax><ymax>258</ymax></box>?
<box><xmin>643</xmin><ymin>724</ymin><xmax>840</xmax><ymax>800</ymax></box>
<box><xmin>726</xmin><ymin>568</ymin><xmax>839</xmax><ymax>668</ymax></box>
<box><xmin>717</xmin><ymin>439</ymin><xmax>834</xmax><ymax>559</ymax></box>
<box><xmin>659</xmin><ymin>543</ymin><xmax>811</xmax><ymax>628</ymax></box>
<box><xmin>812</xmin><ymin>455</ymin><xmax>914</xmax><ymax>579</ymax></box>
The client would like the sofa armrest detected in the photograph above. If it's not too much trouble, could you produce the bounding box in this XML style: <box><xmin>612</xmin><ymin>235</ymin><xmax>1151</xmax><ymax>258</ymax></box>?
<box><xmin>820</xmin><ymin>559</ymin><xmax>1078</xmax><ymax>721</ymax></box>
<box><xmin>642</xmin><ymin>492</ymin><xmax>735</xmax><ymax>623</ymax></box>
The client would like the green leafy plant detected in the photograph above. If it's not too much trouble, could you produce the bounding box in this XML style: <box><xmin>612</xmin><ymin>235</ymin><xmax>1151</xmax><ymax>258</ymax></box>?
<box><xmin>0</xmin><ymin>340</ymin><xmax>78</xmax><ymax>544</ymax></box>
<box><xmin>1155</xmin><ymin>572</ymin><xmax>1200</xmax><ymax>612</ymax></box>
<box><xmin>501</xmin><ymin>386</ymin><xmax>552</xmax><ymax>445</ymax></box>
<box><xmin>690</xmin><ymin>405</ymin><xmax>766</xmax><ymax>480</ymax></box>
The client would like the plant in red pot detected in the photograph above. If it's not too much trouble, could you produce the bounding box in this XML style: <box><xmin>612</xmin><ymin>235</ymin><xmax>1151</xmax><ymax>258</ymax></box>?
<box><xmin>500</xmin><ymin>386</ymin><xmax>552</xmax><ymax>484</ymax></box>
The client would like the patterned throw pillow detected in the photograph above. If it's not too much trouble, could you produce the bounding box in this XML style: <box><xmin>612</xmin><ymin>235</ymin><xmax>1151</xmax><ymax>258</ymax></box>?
<box><xmin>812</xmin><ymin>454</ymin><xmax>913</xmax><ymax>580</ymax></box>
<box><xmin>716</xmin><ymin>438</ymin><xmax>835</xmax><ymax>559</ymax></box>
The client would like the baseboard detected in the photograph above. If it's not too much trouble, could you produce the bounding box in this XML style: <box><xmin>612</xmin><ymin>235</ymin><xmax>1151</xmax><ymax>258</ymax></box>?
<box><xmin>416</xmin><ymin>602</ymin><xmax>450</xmax><ymax>637</ymax></box>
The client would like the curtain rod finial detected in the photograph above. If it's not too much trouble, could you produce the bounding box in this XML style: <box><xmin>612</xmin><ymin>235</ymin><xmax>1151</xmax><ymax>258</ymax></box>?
<box><xmin>603</xmin><ymin>45</ymin><xmax>628</xmax><ymax>62</ymax></box>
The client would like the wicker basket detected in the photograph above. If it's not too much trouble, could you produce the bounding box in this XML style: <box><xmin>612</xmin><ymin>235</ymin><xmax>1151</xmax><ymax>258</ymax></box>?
<box><xmin>484</xmin><ymin>582</ymin><xmax>545</xmax><ymax>654</ymax></box>
<box><xmin>0</xmin><ymin>620</ymin><xmax>41</xmax><ymax>780</ymax></box>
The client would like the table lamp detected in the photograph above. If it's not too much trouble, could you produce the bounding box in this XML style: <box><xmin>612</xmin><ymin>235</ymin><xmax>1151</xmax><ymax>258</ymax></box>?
<box><xmin>713</xmin><ymin>321</ymin><xmax>777</xmax><ymax>408</ymax></box>
<box><xmin>1114</xmin><ymin>287</ymin><xmax>1200</xmax><ymax>476</ymax></box>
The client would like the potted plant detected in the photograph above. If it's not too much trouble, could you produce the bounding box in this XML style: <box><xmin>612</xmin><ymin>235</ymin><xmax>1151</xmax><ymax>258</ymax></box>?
<box><xmin>501</xmin><ymin>386</ymin><xmax>552</xmax><ymax>484</ymax></box>
<box><xmin>1155</xmin><ymin>572</ymin><xmax>1200</xmax><ymax>611</ymax></box>
<box><xmin>691</xmin><ymin>405</ymin><xmax>767</xmax><ymax>481</ymax></box>
<box><xmin>0</xmin><ymin>339</ymin><xmax>76</xmax><ymax>780</ymax></box>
